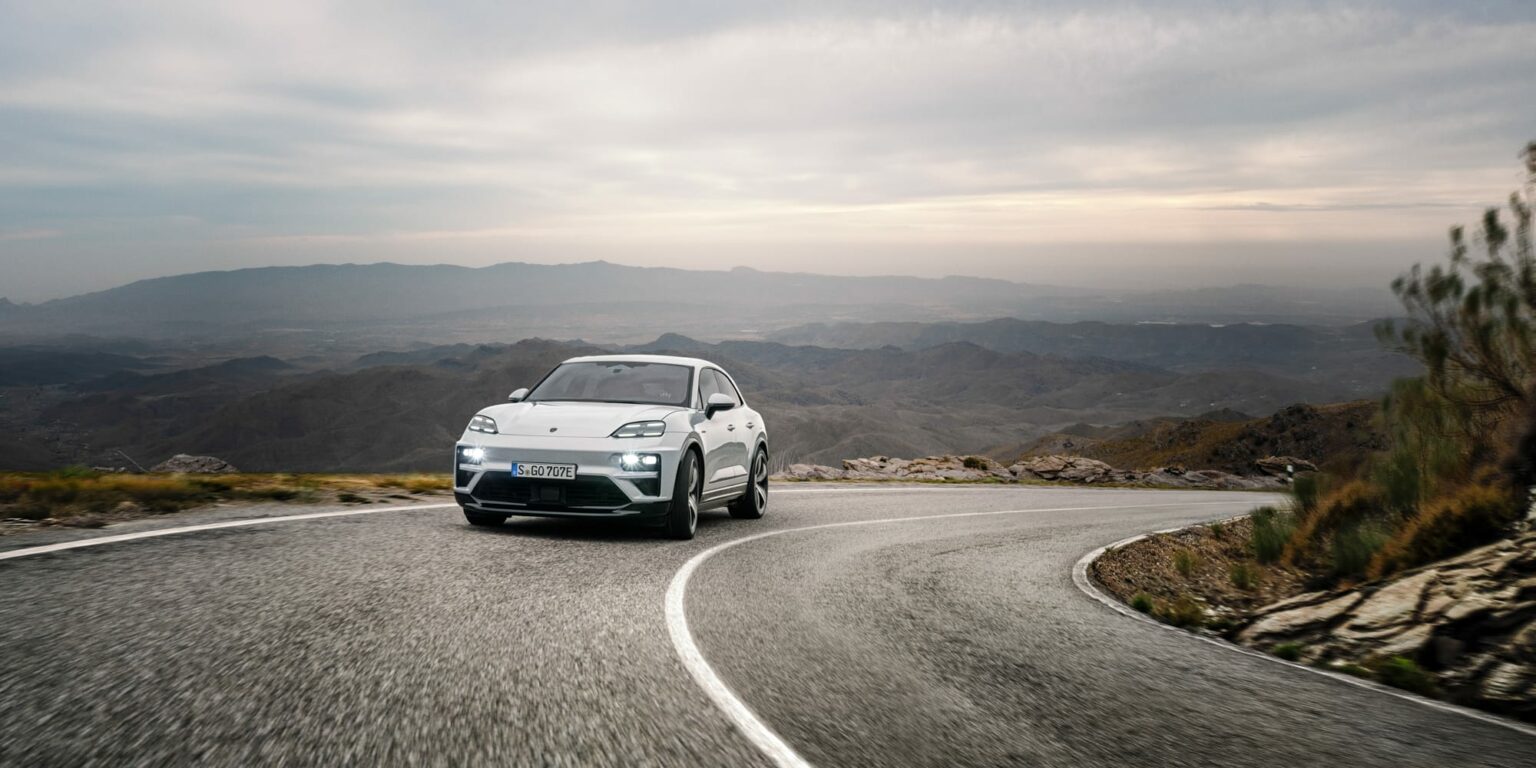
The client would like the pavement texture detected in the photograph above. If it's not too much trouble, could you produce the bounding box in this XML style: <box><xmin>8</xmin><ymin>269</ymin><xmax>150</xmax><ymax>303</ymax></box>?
<box><xmin>0</xmin><ymin>484</ymin><xmax>1531</xmax><ymax>767</ymax></box>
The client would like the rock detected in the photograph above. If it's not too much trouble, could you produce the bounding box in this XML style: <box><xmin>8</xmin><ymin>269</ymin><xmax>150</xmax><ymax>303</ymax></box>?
<box><xmin>1443</xmin><ymin>594</ymin><xmax>1503</xmax><ymax>625</ymax></box>
<box><xmin>1238</xmin><ymin>592</ymin><xmax>1363</xmax><ymax>643</ymax></box>
<box><xmin>1015</xmin><ymin>455</ymin><xmax>1113</xmax><ymax>482</ymax></box>
<box><xmin>1232</xmin><ymin>531</ymin><xmax>1536</xmax><ymax>717</ymax></box>
<box><xmin>1477</xmin><ymin>662</ymin><xmax>1536</xmax><ymax>704</ymax></box>
<box><xmin>1255</xmin><ymin>456</ymin><xmax>1318</xmax><ymax>477</ymax></box>
<box><xmin>774</xmin><ymin>463</ymin><xmax>845</xmax><ymax>481</ymax></box>
<box><xmin>1375</xmin><ymin>624</ymin><xmax>1434</xmax><ymax>658</ymax></box>
<box><xmin>112</xmin><ymin>500</ymin><xmax>144</xmax><ymax>515</ymax></box>
<box><xmin>150</xmin><ymin>454</ymin><xmax>239</xmax><ymax>474</ymax></box>
<box><xmin>786</xmin><ymin>452</ymin><xmax>1279</xmax><ymax>489</ymax></box>
<box><xmin>1340</xmin><ymin>570</ymin><xmax>1438</xmax><ymax>637</ymax></box>
<box><xmin>1261</xmin><ymin>590</ymin><xmax>1335</xmax><ymax>614</ymax></box>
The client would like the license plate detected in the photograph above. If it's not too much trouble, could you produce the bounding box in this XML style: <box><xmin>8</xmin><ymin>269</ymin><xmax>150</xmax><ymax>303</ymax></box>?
<box><xmin>511</xmin><ymin>462</ymin><xmax>577</xmax><ymax>480</ymax></box>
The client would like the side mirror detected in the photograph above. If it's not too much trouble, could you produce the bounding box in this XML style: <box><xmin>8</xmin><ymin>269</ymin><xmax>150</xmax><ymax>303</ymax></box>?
<box><xmin>705</xmin><ymin>392</ymin><xmax>736</xmax><ymax>419</ymax></box>
<box><xmin>508</xmin><ymin>387</ymin><xmax>529</xmax><ymax>402</ymax></box>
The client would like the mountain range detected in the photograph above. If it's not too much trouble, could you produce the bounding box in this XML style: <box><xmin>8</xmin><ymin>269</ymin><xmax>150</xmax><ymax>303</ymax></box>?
<box><xmin>0</xmin><ymin>261</ymin><xmax>1401</xmax><ymax>343</ymax></box>
<box><xmin>4</xmin><ymin>332</ymin><xmax>1400</xmax><ymax>473</ymax></box>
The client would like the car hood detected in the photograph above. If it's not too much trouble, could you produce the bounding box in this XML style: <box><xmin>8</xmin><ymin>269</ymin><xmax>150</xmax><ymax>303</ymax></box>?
<box><xmin>478</xmin><ymin>401</ymin><xmax>686</xmax><ymax>438</ymax></box>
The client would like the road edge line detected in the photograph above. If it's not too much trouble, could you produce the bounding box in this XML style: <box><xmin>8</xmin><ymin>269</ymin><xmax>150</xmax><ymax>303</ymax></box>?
<box><xmin>0</xmin><ymin>503</ymin><xmax>458</xmax><ymax>561</ymax></box>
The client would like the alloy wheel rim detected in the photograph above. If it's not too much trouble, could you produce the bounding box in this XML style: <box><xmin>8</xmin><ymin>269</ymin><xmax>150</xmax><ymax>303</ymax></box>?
<box><xmin>754</xmin><ymin>455</ymin><xmax>767</xmax><ymax>511</ymax></box>
<box><xmin>687</xmin><ymin>459</ymin><xmax>699</xmax><ymax>531</ymax></box>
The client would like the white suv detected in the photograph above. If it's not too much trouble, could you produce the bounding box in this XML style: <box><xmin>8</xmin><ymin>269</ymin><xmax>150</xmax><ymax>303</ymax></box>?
<box><xmin>453</xmin><ymin>354</ymin><xmax>769</xmax><ymax>539</ymax></box>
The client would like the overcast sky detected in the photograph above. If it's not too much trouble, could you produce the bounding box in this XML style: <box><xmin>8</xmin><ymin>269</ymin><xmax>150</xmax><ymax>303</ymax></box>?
<box><xmin>1</xmin><ymin>1</ymin><xmax>1532</xmax><ymax>301</ymax></box>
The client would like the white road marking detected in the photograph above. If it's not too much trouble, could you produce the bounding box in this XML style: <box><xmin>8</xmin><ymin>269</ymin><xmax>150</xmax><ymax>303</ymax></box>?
<box><xmin>0</xmin><ymin>503</ymin><xmax>456</xmax><ymax>561</ymax></box>
<box><xmin>664</xmin><ymin>499</ymin><xmax>1254</xmax><ymax>768</ymax></box>
<box><xmin>1072</xmin><ymin>530</ymin><xmax>1536</xmax><ymax>740</ymax></box>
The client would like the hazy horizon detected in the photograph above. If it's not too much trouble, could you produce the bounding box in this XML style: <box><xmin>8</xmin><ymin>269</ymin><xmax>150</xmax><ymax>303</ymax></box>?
<box><xmin>4</xmin><ymin>1</ymin><xmax>1533</xmax><ymax>301</ymax></box>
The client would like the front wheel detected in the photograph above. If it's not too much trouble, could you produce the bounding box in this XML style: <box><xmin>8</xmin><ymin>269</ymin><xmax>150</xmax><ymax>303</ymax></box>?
<box><xmin>463</xmin><ymin>508</ymin><xmax>506</xmax><ymax>527</ymax></box>
<box><xmin>729</xmin><ymin>447</ymin><xmax>768</xmax><ymax>519</ymax></box>
<box><xmin>665</xmin><ymin>451</ymin><xmax>702</xmax><ymax>540</ymax></box>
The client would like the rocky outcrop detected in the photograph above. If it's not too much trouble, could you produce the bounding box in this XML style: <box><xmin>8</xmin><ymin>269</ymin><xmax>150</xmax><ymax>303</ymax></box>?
<box><xmin>1255</xmin><ymin>455</ymin><xmax>1319</xmax><ymax>477</ymax></box>
<box><xmin>1011</xmin><ymin>455</ymin><xmax>1115</xmax><ymax>482</ymax></box>
<box><xmin>150</xmin><ymin>454</ymin><xmax>240</xmax><ymax>474</ymax></box>
<box><xmin>774</xmin><ymin>454</ymin><xmax>1283</xmax><ymax>490</ymax></box>
<box><xmin>1236</xmin><ymin>532</ymin><xmax>1536</xmax><ymax>719</ymax></box>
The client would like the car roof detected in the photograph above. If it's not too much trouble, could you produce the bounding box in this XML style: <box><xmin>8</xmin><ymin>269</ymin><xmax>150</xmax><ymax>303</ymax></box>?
<box><xmin>561</xmin><ymin>353</ymin><xmax>720</xmax><ymax>370</ymax></box>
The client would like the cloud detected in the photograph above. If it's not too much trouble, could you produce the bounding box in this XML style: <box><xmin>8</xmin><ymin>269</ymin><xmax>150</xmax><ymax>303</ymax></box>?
<box><xmin>0</xmin><ymin>1</ymin><xmax>1533</xmax><ymax>299</ymax></box>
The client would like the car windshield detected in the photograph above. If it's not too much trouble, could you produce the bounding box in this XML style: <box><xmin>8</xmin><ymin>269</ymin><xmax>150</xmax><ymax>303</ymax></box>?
<box><xmin>526</xmin><ymin>361</ymin><xmax>693</xmax><ymax>406</ymax></box>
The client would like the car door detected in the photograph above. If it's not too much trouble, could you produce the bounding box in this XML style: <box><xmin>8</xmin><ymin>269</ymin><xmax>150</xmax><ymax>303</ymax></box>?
<box><xmin>695</xmin><ymin>368</ymin><xmax>732</xmax><ymax>493</ymax></box>
<box><xmin>706</xmin><ymin>370</ymin><xmax>749</xmax><ymax>488</ymax></box>
<box><xmin>713</xmin><ymin>369</ymin><xmax>754</xmax><ymax>477</ymax></box>
<box><xmin>697</xmin><ymin>368</ymin><xmax>748</xmax><ymax>493</ymax></box>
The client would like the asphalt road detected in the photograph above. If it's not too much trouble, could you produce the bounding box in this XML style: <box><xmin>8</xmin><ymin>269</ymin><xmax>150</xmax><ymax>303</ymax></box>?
<box><xmin>1</xmin><ymin>485</ymin><xmax>1531</xmax><ymax>767</ymax></box>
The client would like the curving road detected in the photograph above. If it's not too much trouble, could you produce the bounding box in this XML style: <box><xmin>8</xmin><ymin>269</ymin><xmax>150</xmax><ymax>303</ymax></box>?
<box><xmin>0</xmin><ymin>485</ymin><xmax>1531</xmax><ymax>766</ymax></box>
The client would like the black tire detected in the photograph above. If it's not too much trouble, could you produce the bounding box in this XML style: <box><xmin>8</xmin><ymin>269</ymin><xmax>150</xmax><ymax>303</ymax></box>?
<box><xmin>463</xmin><ymin>508</ymin><xmax>506</xmax><ymax>527</ymax></box>
<box><xmin>729</xmin><ymin>446</ymin><xmax>768</xmax><ymax>519</ymax></box>
<box><xmin>665</xmin><ymin>450</ymin><xmax>702</xmax><ymax>540</ymax></box>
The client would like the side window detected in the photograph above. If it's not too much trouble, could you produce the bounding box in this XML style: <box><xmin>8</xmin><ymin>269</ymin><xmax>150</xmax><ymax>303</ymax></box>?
<box><xmin>714</xmin><ymin>370</ymin><xmax>743</xmax><ymax>405</ymax></box>
<box><xmin>698</xmin><ymin>368</ymin><xmax>723</xmax><ymax>406</ymax></box>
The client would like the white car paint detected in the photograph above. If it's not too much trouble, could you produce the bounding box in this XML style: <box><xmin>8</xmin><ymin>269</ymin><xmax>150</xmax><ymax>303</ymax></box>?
<box><xmin>453</xmin><ymin>354</ymin><xmax>769</xmax><ymax>526</ymax></box>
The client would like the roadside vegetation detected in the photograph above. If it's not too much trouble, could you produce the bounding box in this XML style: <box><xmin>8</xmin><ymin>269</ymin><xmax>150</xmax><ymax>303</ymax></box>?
<box><xmin>0</xmin><ymin>468</ymin><xmax>449</xmax><ymax>531</ymax></box>
<box><xmin>1287</xmin><ymin>143</ymin><xmax>1536</xmax><ymax>585</ymax></box>
<box><xmin>1094</xmin><ymin>143</ymin><xmax>1536</xmax><ymax>718</ymax></box>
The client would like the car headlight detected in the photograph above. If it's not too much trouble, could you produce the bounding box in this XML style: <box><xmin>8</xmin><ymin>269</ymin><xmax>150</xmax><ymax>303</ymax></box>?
<box><xmin>611</xmin><ymin>420</ymin><xmax>666</xmax><ymax>438</ymax></box>
<box><xmin>467</xmin><ymin>415</ymin><xmax>498</xmax><ymax>434</ymax></box>
<box><xmin>618</xmin><ymin>452</ymin><xmax>661</xmax><ymax>472</ymax></box>
<box><xmin>459</xmin><ymin>446</ymin><xmax>486</xmax><ymax>464</ymax></box>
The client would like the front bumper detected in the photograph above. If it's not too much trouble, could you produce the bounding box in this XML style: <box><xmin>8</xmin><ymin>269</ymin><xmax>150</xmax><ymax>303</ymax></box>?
<box><xmin>453</xmin><ymin>433</ymin><xmax>678</xmax><ymax>518</ymax></box>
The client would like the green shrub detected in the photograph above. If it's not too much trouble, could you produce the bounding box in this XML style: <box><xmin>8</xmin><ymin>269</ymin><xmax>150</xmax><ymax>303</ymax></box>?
<box><xmin>1290</xmin><ymin>473</ymin><xmax>1322</xmax><ymax>517</ymax></box>
<box><xmin>1286</xmin><ymin>482</ymin><xmax>1382</xmax><ymax>571</ymax></box>
<box><xmin>53</xmin><ymin>465</ymin><xmax>100</xmax><ymax>480</ymax></box>
<box><xmin>1370</xmin><ymin>656</ymin><xmax>1438</xmax><ymax>696</ymax></box>
<box><xmin>1129</xmin><ymin>593</ymin><xmax>1154</xmax><ymax>613</ymax></box>
<box><xmin>1229</xmin><ymin>562</ymin><xmax>1259</xmax><ymax>590</ymax></box>
<box><xmin>1331</xmin><ymin>521</ymin><xmax>1390</xmax><ymax>580</ymax></box>
<box><xmin>1157</xmin><ymin>594</ymin><xmax>1205</xmax><ymax>627</ymax></box>
<box><xmin>1208</xmin><ymin>521</ymin><xmax>1225</xmax><ymax>537</ymax></box>
<box><xmin>1272</xmin><ymin>642</ymin><xmax>1304</xmax><ymax>661</ymax></box>
<box><xmin>962</xmin><ymin>456</ymin><xmax>988</xmax><ymax>470</ymax></box>
<box><xmin>1250</xmin><ymin>506</ymin><xmax>1295</xmax><ymax>564</ymax></box>
<box><xmin>1172</xmin><ymin>549</ymin><xmax>1199</xmax><ymax>578</ymax></box>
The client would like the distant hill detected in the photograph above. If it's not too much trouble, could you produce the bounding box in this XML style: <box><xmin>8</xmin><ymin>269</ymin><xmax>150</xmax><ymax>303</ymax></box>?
<box><xmin>0</xmin><ymin>347</ymin><xmax>158</xmax><ymax>386</ymax></box>
<box><xmin>1019</xmin><ymin>401</ymin><xmax>1385</xmax><ymax>475</ymax></box>
<box><xmin>19</xmin><ymin>334</ymin><xmax>1388</xmax><ymax>472</ymax></box>
<box><xmin>0</xmin><ymin>261</ymin><xmax>1400</xmax><ymax>343</ymax></box>
<box><xmin>766</xmin><ymin>317</ymin><xmax>1417</xmax><ymax>395</ymax></box>
<box><xmin>0</xmin><ymin>262</ymin><xmax>1059</xmax><ymax>339</ymax></box>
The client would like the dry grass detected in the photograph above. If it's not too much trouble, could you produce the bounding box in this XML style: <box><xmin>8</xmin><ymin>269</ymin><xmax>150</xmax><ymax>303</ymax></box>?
<box><xmin>0</xmin><ymin>469</ymin><xmax>450</xmax><ymax>530</ymax></box>
<box><xmin>1091</xmin><ymin>516</ymin><xmax>1308</xmax><ymax>624</ymax></box>
<box><xmin>1368</xmin><ymin>483</ymin><xmax>1519</xmax><ymax>579</ymax></box>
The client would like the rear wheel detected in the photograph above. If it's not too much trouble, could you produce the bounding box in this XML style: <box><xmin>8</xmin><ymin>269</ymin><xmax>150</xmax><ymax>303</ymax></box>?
<box><xmin>463</xmin><ymin>508</ymin><xmax>506</xmax><ymax>527</ymax></box>
<box><xmin>665</xmin><ymin>451</ymin><xmax>701</xmax><ymax>540</ymax></box>
<box><xmin>729</xmin><ymin>446</ymin><xmax>768</xmax><ymax>519</ymax></box>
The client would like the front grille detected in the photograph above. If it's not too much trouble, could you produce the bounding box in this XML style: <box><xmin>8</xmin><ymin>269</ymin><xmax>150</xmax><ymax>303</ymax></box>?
<box><xmin>472</xmin><ymin>474</ymin><xmax>630</xmax><ymax>510</ymax></box>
